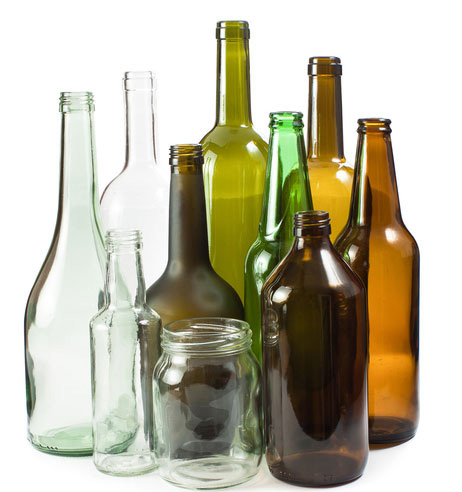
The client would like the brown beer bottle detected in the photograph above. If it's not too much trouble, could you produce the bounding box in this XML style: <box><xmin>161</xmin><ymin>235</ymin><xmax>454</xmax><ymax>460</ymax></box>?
<box><xmin>146</xmin><ymin>144</ymin><xmax>244</xmax><ymax>324</ymax></box>
<box><xmin>335</xmin><ymin>119</ymin><xmax>420</xmax><ymax>444</ymax></box>
<box><xmin>262</xmin><ymin>211</ymin><xmax>368</xmax><ymax>486</ymax></box>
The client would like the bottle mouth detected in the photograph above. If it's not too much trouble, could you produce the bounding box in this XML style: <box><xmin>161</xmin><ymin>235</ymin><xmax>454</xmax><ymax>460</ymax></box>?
<box><xmin>294</xmin><ymin>211</ymin><xmax>331</xmax><ymax>236</ymax></box>
<box><xmin>106</xmin><ymin>229</ymin><xmax>143</xmax><ymax>252</ymax></box>
<box><xmin>162</xmin><ymin>318</ymin><xmax>252</xmax><ymax>357</ymax></box>
<box><xmin>357</xmin><ymin>118</ymin><xmax>392</xmax><ymax>134</ymax></box>
<box><xmin>124</xmin><ymin>71</ymin><xmax>155</xmax><ymax>91</ymax></box>
<box><xmin>216</xmin><ymin>20</ymin><xmax>250</xmax><ymax>40</ymax></box>
<box><xmin>59</xmin><ymin>92</ymin><xmax>94</xmax><ymax>113</ymax></box>
<box><xmin>169</xmin><ymin>144</ymin><xmax>204</xmax><ymax>166</ymax></box>
<box><xmin>308</xmin><ymin>56</ymin><xmax>342</xmax><ymax>76</ymax></box>
<box><xmin>269</xmin><ymin>111</ymin><xmax>304</xmax><ymax>129</ymax></box>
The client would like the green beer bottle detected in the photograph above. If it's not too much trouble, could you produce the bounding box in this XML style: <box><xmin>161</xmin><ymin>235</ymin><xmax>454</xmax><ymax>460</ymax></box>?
<box><xmin>244</xmin><ymin>112</ymin><xmax>313</xmax><ymax>361</ymax></box>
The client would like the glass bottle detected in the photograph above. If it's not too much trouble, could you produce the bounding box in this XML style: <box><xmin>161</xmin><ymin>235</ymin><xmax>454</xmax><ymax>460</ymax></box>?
<box><xmin>201</xmin><ymin>20</ymin><xmax>268</xmax><ymax>301</ymax></box>
<box><xmin>90</xmin><ymin>230</ymin><xmax>161</xmax><ymax>476</ymax></box>
<box><xmin>100</xmin><ymin>71</ymin><xmax>168</xmax><ymax>286</ymax></box>
<box><xmin>147</xmin><ymin>144</ymin><xmax>244</xmax><ymax>324</ymax></box>
<box><xmin>244</xmin><ymin>112</ymin><xmax>313</xmax><ymax>362</ymax></box>
<box><xmin>24</xmin><ymin>92</ymin><xmax>105</xmax><ymax>456</ymax></box>
<box><xmin>262</xmin><ymin>211</ymin><xmax>368</xmax><ymax>486</ymax></box>
<box><xmin>307</xmin><ymin>56</ymin><xmax>353</xmax><ymax>240</ymax></box>
<box><xmin>335</xmin><ymin>119</ymin><xmax>419</xmax><ymax>444</ymax></box>
<box><xmin>153</xmin><ymin>318</ymin><xmax>262</xmax><ymax>489</ymax></box>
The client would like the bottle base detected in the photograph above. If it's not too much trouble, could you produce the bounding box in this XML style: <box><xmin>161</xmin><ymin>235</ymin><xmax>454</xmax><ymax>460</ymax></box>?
<box><xmin>268</xmin><ymin>452</ymin><xmax>364</xmax><ymax>487</ymax></box>
<box><xmin>369</xmin><ymin>417</ymin><xmax>416</xmax><ymax>444</ymax></box>
<box><xmin>29</xmin><ymin>424</ymin><xmax>93</xmax><ymax>456</ymax></box>
<box><xmin>94</xmin><ymin>453</ymin><xmax>157</xmax><ymax>476</ymax></box>
<box><xmin>159</xmin><ymin>456</ymin><xmax>258</xmax><ymax>489</ymax></box>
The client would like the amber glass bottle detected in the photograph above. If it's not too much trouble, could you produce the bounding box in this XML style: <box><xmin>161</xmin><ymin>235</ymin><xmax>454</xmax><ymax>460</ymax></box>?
<box><xmin>335</xmin><ymin>119</ymin><xmax>419</xmax><ymax>444</ymax></box>
<box><xmin>201</xmin><ymin>21</ymin><xmax>268</xmax><ymax>301</ymax></box>
<box><xmin>307</xmin><ymin>56</ymin><xmax>353</xmax><ymax>240</ymax></box>
<box><xmin>146</xmin><ymin>144</ymin><xmax>244</xmax><ymax>324</ymax></box>
<box><xmin>262</xmin><ymin>211</ymin><xmax>368</xmax><ymax>486</ymax></box>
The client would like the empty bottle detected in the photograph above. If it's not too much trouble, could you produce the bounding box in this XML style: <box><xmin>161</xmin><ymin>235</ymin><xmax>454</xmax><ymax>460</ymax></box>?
<box><xmin>335</xmin><ymin>119</ymin><xmax>419</xmax><ymax>444</ymax></box>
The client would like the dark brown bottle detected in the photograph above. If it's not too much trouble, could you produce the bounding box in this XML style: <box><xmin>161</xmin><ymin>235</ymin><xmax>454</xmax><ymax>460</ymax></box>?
<box><xmin>147</xmin><ymin>144</ymin><xmax>244</xmax><ymax>323</ymax></box>
<box><xmin>262</xmin><ymin>211</ymin><xmax>368</xmax><ymax>486</ymax></box>
<box><xmin>335</xmin><ymin>119</ymin><xmax>419</xmax><ymax>444</ymax></box>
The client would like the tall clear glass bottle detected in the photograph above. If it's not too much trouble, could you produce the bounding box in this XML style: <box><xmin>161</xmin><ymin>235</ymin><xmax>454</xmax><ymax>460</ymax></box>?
<box><xmin>24</xmin><ymin>92</ymin><xmax>105</xmax><ymax>455</ymax></box>
<box><xmin>147</xmin><ymin>144</ymin><xmax>244</xmax><ymax>324</ymax></box>
<box><xmin>201</xmin><ymin>21</ymin><xmax>268</xmax><ymax>301</ymax></box>
<box><xmin>307</xmin><ymin>56</ymin><xmax>353</xmax><ymax>240</ymax></box>
<box><xmin>244</xmin><ymin>112</ymin><xmax>313</xmax><ymax>362</ymax></box>
<box><xmin>100</xmin><ymin>71</ymin><xmax>168</xmax><ymax>286</ymax></box>
<box><xmin>90</xmin><ymin>230</ymin><xmax>161</xmax><ymax>476</ymax></box>
<box><xmin>262</xmin><ymin>211</ymin><xmax>368</xmax><ymax>486</ymax></box>
<box><xmin>335</xmin><ymin>119</ymin><xmax>419</xmax><ymax>444</ymax></box>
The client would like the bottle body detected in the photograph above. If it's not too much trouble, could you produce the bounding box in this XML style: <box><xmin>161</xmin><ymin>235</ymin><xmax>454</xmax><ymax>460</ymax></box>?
<box><xmin>24</xmin><ymin>93</ymin><xmax>105</xmax><ymax>455</ymax></box>
<box><xmin>335</xmin><ymin>119</ymin><xmax>419</xmax><ymax>444</ymax></box>
<box><xmin>201</xmin><ymin>21</ymin><xmax>268</xmax><ymax>301</ymax></box>
<box><xmin>307</xmin><ymin>57</ymin><xmax>353</xmax><ymax>240</ymax></box>
<box><xmin>263</xmin><ymin>212</ymin><xmax>368</xmax><ymax>486</ymax></box>
<box><xmin>245</xmin><ymin>112</ymin><xmax>312</xmax><ymax>361</ymax></box>
<box><xmin>147</xmin><ymin>144</ymin><xmax>244</xmax><ymax>324</ymax></box>
<box><xmin>90</xmin><ymin>230</ymin><xmax>161</xmax><ymax>475</ymax></box>
<box><xmin>100</xmin><ymin>72</ymin><xmax>168</xmax><ymax>286</ymax></box>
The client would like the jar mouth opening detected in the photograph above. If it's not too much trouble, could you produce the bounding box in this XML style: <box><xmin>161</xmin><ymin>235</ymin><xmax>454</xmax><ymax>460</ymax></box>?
<box><xmin>308</xmin><ymin>56</ymin><xmax>342</xmax><ymax>75</ymax></box>
<box><xmin>293</xmin><ymin>211</ymin><xmax>331</xmax><ymax>236</ymax></box>
<box><xmin>124</xmin><ymin>71</ymin><xmax>155</xmax><ymax>91</ymax></box>
<box><xmin>162</xmin><ymin>318</ymin><xmax>252</xmax><ymax>356</ymax></box>
<box><xmin>216</xmin><ymin>20</ymin><xmax>250</xmax><ymax>39</ymax></box>
<box><xmin>169</xmin><ymin>144</ymin><xmax>204</xmax><ymax>166</ymax></box>
<box><xmin>357</xmin><ymin>118</ymin><xmax>392</xmax><ymax>133</ymax></box>
<box><xmin>106</xmin><ymin>229</ymin><xmax>142</xmax><ymax>252</ymax></box>
<box><xmin>59</xmin><ymin>92</ymin><xmax>94</xmax><ymax>112</ymax></box>
<box><xmin>269</xmin><ymin>111</ymin><xmax>304</xmax><ymax>129</ymax></box>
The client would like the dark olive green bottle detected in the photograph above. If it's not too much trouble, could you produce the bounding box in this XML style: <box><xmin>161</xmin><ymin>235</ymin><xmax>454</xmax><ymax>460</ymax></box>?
<box><xmin>146</xmin><ymin>144</ymin><xmax>244</xmax><ymax>324</ymax></box>
<box><xmin>262</xmin><ymin>211</ymin><xmax>368</xmax><ymax>486</ymax></box>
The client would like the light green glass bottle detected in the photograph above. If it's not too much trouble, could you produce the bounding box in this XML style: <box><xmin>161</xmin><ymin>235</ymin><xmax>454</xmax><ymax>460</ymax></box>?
<box><xmin>244</xmin><ymin>112</ymin><xmax>313</xmax><ymax>361</ymax></box>
<box><xmin>201</xmin><ymin>20</ymin><xmax>268</xmax><ymax>302</ymax></box>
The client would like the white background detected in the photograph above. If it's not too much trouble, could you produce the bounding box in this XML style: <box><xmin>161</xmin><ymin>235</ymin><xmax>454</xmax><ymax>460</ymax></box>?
<box><xmin>1</xmin><ymin>0</ymin><xmax>460</xmax><ymax>490</ymax></box>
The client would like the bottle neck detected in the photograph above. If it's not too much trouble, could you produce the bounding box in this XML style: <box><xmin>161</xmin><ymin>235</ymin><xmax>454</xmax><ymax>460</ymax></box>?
<box><xmin>260</xmin><ymin>125</ymin><xmax>313</xmax><ymax>253</ymax></box>
<box><xmin>125</xmin><ymin>87</ymin><xmax>157</xmax><ymax>168</ymax></box>
<box><xmin>106</xmin><ymin>247</ymin><xmax>146</xmax><ymax>308</ymax></box>
<box><xmin>307</xmin><ymin>74</ymin><xmax>345</xmax><ymax>163</ymax></box>
<box><xmin>348</xmin><ymin>131</ymin><xmax>402</xmax><ymax>227</ymax></box>
<box><xmin>216</xmin><ymin>38</ymin><xmax>252</xmax><ymax>127</ymax></box>
<box><xmin>167</xmin><ymin>166</ymin><xmax>211</xmax><ymax>270</ymax></box>
<box><xmin>294</xmin><ymin>233</ymin><xmax>333</xmax><ymax>251</ymax></box>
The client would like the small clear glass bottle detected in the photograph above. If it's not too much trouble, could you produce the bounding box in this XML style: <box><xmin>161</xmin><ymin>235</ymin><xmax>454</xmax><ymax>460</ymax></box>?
<box><xmin>153</xmin><ymin>318</ymin><xmax>263</xmax><ymax>489</ymax></box>
<box><xmin>90</xmin><ymin>230</ymin><xmax>161</xmax><ymax>476</ymax></box>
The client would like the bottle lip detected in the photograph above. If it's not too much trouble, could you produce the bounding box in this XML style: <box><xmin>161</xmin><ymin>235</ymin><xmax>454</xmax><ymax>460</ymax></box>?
<box><xmin>123</xmin><ymin>71</ymin><xmax>155</xmax><ymax>91</ymax></box>
<box><xmin>106</xmin><ymin>229</ymin><xmax>143</xmax><ymax>252</ymax></box>
<box><xmin>357</xmin><ymin>118</ymin><xmax>392</xmax><ymax>134</ymax></box>
<box><xmin>308</xmin><ymin>56</ymin><xmax>342</xmax><ymax>76</ymax></box>
<box><xmin>162</xmin><ymin>317</ymin><xmax>252</xmax><ymax>357</ymax></box>
<box><xmin>59</xmin><ymin>92</ymin><xmax>94</xmax><ymax>113</ymax></box>
<box><xmin>216</xmin><ymin>20</ymin><xmax>250</xmax><ymax>40</ymax></box>
<box><xmin>269</xmin><ymin>111</ymin><xmax>304</xmax><ymax>129</ymax></box>
<box><xmin>169</xmin><ymin>144</ymin><xmax>204</xmax><ymax>166</ymax></box>
<box><xmin>293</xmin><ymin>211</ymin><xmax>331</xmax><ymax>236</ymax></box>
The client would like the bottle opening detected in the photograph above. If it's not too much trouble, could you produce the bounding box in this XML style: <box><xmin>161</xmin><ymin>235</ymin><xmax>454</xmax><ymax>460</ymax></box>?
<box><xmin>216</xmin><ymin>20</ymin><xmax>250</xmax><ymax>40</ymax></box>
<box><xmin>308</xmin><ymin>56</ymin><xmax>342</xmax><ymax>76</ymax></box>
<box><xmin>59</xmin><ymin>92</ymin><xmax>94</xmax><ymax>113</ymax></box>
<box><xmin>269</xmin><ymin>111</ymin><xmax>304</xmax><ymax>129</ymax></box>
<box><xmin>124</xmin><ymin>71</ymin><xmax>155</xmax><ymax>91</ymax></box>
<box><xmin>294</xmin><ymin>211</ymin><xmax>331</xmax><ymax>236</ymax></box>
<box><xmin>357</xmin><ymin>118</ymin><xmax>392</xmax><ymax>134</ymax></box>
<box><xmin>169</xmin><ymin>144</ymin><xmax>204</xmax><ymax>166</ymax></box>
<box><xmin>162</xmin><ymin>318</ymin><xmax>252</xmax><ymax>356</ymax></box>
<box><xmin>106</xmin><ymin>229</ymin><xmax>143</xmax><ymax>252</ymax></box>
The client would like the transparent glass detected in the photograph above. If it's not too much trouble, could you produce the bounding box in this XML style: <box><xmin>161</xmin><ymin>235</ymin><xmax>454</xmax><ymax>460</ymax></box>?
<box><xmin>24</xmin><ymin>92</ymin><xmax>105</xmax><ymax>455</ymax></box>
<box><xmin>245</xmin><ymin>112</ymin><xmax>313</xmax><ymax>362</ymax></box>
<box><xmin>307</xmin><ymin>57</ymin><xmax>353</xmax><ymax>240</ymax></box>
<box><xmin>335</xmin><ymin>119</ymin><xmax>419</xmax><ymax>444</ymax></box>
<box><xmin>100</xmin><ymin>71</ymin><xmax>169</xmax><ymax>286</ymax></box>
<box><xmin>90</xmin><ymin>230</ymin><xmax>161</xmax><ymax>475</ymax></box>
<box><xmin>201</xmin><ymin>21</ymin><xmax>268</xmax><ymax>301</ymax></box>
<box><xmin>153</xmin><ymin>318</ymin><xmax>263</xmax><ymax>489</ymax></box>
<box><xmin>147</xmin><ymin>144</ymin><xmax>244</xmax><ymax>325</ymax></box>
<box><xmin>262</xmin><ymin>211</ymin><xmax>368</xmax><ymax>486</ymax></box>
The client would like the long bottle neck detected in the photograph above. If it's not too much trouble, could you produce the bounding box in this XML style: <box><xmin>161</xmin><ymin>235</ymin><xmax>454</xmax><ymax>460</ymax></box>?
<box><xmin>216</xmin><ymin>38</ymin><xmax>252</xmax><ymax>127</ymax></box>
<box><xmin>167</xmin><ymin>166</ymin><xmax>211</xmax><ymax>270</ymax></box>
<box><xmin>348</xmin><ymin>131</ymin><xmax>402</xmax><ymax>227</ymax></box>
<box><xmin>307</xmin><ymin>74</ymin><xmax>345</xmax><ymax>163</ymax></box>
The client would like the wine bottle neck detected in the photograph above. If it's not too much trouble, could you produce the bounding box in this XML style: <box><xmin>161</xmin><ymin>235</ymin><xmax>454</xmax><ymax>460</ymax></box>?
<box><xmin>307</xmin><ymin>74</ymin><xmax>345</xmax><ymax>163</ymax></box>
<box><xmin>216</xmin><ymin>38</ymin><xmax>252</xmax><ymax>127</ymax></box>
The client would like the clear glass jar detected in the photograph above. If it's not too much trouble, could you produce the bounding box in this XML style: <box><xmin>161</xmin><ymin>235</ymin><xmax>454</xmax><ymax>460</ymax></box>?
<box><xmin>153</xmin><ymin>318</ymin><xmax>262</xmax><ymax>489</ymax></box>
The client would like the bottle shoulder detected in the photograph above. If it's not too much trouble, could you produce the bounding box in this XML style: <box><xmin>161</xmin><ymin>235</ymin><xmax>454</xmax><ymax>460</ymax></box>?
<box><xmin>201</xmin><ymin>126</ymin><xmax>268</xmax><ymax>157</ymax></box>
